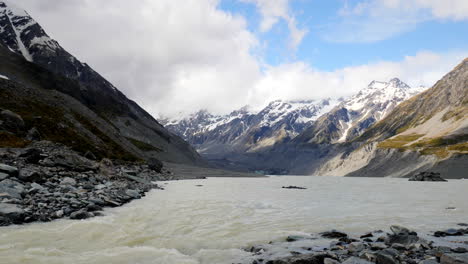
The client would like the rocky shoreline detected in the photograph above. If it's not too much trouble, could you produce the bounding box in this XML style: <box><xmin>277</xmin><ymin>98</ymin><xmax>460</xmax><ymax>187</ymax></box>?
<box><xmin>246</xmin><ymin>225</ymin><xmax>468</xmax><ymax>264</ymax></box>
<box><xmin>0</xmin><ymin>141</ymin><xmax>181</xmax><ymax>226</ymax></box>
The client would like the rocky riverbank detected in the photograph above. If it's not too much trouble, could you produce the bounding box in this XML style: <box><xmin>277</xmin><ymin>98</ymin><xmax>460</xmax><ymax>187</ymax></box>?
<box><xmin>0</xmin><ymin>141</ymin><xmax>181</xmax><ymax>226</ymax></box>
<box><xmin>246</xmin><ymin>225</ymin><xmax>468</xmax><ymax>264</ymax></box>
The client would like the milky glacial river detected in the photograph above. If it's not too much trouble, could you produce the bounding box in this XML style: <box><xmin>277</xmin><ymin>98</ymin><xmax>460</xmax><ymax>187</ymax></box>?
<box><xmin>1</xmin><ymin>176</ymin><xmax>467</xmax><ymax>264</ymax></box>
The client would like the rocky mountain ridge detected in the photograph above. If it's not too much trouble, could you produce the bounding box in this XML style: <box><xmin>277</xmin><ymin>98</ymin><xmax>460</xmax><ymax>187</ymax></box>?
<box><xmin>162</xmin><ymin>99</ymin><xmax>337</xmax><ymax>154</ymax></box>
<box><xmin>293</xmin><ymin>78</ymin><xmax>426</xmax><ymax>145</ymax></box>
<box><xmin>0</xmin><ymin>1</ymin><xmax>205</xmax><ymax>165</ymax></box>
<box><xmin>315</xmin><ymin>58</ymin><xmax>468</xmax><ymax>178</ymax></box>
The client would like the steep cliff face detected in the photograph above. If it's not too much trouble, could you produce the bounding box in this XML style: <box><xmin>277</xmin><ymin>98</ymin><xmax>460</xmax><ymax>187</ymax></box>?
<box><xmin>316</xmin><ymin>59</ymin><xmax>468</xmax><ymax>178</ymax></box>
<box><xmin>0</xmin><ymin>1</ymin><xmax>205</xmax><ymax>165</ymax></box>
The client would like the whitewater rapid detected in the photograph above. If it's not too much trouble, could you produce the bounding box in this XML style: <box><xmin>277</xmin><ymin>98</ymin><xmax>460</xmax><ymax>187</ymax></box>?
<box><xmin>1</xmin><ymin>176</ymin><xmax>467</xmax><ymax>264</ymax></box>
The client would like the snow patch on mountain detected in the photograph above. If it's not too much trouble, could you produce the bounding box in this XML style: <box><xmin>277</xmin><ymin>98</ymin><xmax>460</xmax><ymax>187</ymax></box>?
<box><xmin>162</xmin><ymin>98</ymin><xmax>338</xmax><ymax>153</ymax></box>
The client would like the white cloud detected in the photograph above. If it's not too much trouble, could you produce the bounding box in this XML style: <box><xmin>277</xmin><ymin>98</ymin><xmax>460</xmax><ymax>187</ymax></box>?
<box><xmin>245</xmin><ymin>50</ymin><xmax>466</xmax><ymax>112</ymax></box>
<box><xmin>325</xmin><ymin>0</ymin><xmax>468</xmax><ymax>43</ymax></box>
<box><xmin>240</xmin><ymin>0</ymin><xmax>307</xmax><ymax>50</ymax></box>
<box><xmin>11</xmin><ymin>0</ymin><xmax>467</xmax><ymax>119</ymax></box>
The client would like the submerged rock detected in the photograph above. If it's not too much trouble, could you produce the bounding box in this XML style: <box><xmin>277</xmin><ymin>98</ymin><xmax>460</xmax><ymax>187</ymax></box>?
<box><xmin>386</xmin><ymin>225</ymin><xmax>420</xmax><ymax>245</ymax></box>
<box><xmin>321</xmin><ymin>230</ymin><xmax>348</xmax><ymax>239</ymax></box>
<box><xmin>409</xmin><ymin>172</ymin><xmax>447</xmax><ymax>182</ymax></box>
<box><xmin>282</xmin><ymin>186</ymin><xmax>307</xmax><ymax>190</ymax></box>
<box><xmin>434</xmin><ymin>228</ymin><xmax>467</xmax><ymax>237</ymax></box>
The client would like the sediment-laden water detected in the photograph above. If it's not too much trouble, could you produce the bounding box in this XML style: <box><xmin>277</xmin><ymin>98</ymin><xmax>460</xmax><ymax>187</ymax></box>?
<box><xmin>1</xmin><ymin>176</ymin><xmax>467</xmax><ymax>264</ymax></box>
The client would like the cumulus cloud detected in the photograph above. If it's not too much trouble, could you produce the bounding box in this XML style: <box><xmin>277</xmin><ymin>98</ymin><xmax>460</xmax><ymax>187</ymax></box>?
<box><xmin>325</xmin><ymin>0</ymin><xmax>468</xmax><ymax>43</ymax></box>
<box><xmin>12</xmin><ymin>0</ymin><xmax>467</xmax><ymax>119</ymax></box>
<box><xmin>240</xmin><ymin>0</ymin><xmax>307</xmax><ymax>50</ymax></box>
<box><xmin>245</xmin><ymin>51</ymin><xmax>467</xmax><ymax>111</ymax></box>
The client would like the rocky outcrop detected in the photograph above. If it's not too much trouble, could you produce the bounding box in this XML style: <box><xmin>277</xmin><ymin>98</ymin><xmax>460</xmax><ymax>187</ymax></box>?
<box><xmin>409</xmin><ymin>172</ymin><xmax>447</xmax><ymax>182</ymax></box>
<box><xmin>249</xmin><ymin>225</ymin><xmax>468</xmax><ymax>264</ymax></box>
<box><xmin>0</xmin><ymin>141</ymin><xmax>178</xmax><ymax>226</ymax></box>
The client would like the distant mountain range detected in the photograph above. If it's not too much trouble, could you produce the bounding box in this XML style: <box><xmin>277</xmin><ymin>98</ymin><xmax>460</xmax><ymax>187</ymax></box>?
<box><xmin>0</xmin><ymin>1</ymin><xmax>205</xmax><ymax>165</ymax></box>
<box><xmin>164</xmin><ymin>78</ymin><xmax>427</xmax><ymax>156</ymax></box>
<box><xmin>162</xmin><ymin>99</ymin><xmax>338</xmax><ymax>154</ymax></box>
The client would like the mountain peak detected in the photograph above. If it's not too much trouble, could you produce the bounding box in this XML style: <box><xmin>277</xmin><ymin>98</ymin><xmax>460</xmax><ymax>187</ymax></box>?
<box><xmin>388</xmin><ymin>77</ymin><xmax>410</xmax><ymax>89</ymax></box>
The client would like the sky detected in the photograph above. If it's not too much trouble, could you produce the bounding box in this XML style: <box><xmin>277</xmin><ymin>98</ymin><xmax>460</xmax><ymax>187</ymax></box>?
<box><xmin>11</xmin><ymin>0</ymin><xmax>468</xmax><ymax>118</ymax></box>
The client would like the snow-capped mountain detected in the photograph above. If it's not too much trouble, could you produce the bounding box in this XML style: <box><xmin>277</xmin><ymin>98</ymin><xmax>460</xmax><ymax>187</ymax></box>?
<box><xmin>0</xmin><ymin>1</ymin><xmax>205</xmax><ymax>165</ymax></box>
<box><xmin>315</xmin><ymin>59</ymin><xmax>468</xmax><ymax>178</ymax></box>
<box><xmin>293</xmin><ymin>78</ymin><xmax>427</xmax><ymax>144</ymax></box>
<box><xmin>0</xmin><ymin>1</ymin><xmax>59</xmax><ymax>61</ymax></box>
<box><xmin>162</xmin><ymin>99</ymin><xmax>338</xmax><ymax>154</ymax></box>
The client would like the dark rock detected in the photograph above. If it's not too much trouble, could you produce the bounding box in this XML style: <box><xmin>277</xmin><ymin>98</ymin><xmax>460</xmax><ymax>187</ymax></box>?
<box><xmin>19</xmin><ymin>148</ymin><xmax>43</xmax><ymax>164</ymax></box>
<box><xmin>321</xmin><ymin>230</ymin><xmax>348</xmax><ymax>239</ymax></box>
<box><xmin>0</xmin><ymin>110</ymin><xmax>25</xmax><ymax>133</ymax></box>
<box><xmin>376</xmin><ymin>250</ymin><xmax>399</xmax><ymax>264</ymax></box>
<box><xmin>286</xmin><ymin>235</ymin><xmax>307</xmax><ymax>242</ymax></box>
<box><xmin>434</xmin><ymin>229</ymin><xmax>465</xmax><ymax>237</ymax></box>
<box><xmin>148</xmin><ymin>157</ymin><xmax>163</xmax><ymax>173</ymax></box>
<box><xmin>342</xmin><ymin>256</ymin><xmax>374</xmax><ymax>264</ymax></box>
<box><xmin>340</xmin><ymin>237</ymin><xmax>359</xmax><ymax>244</ymax></box>
<box><xmin>26</xmin><ymin>127</ymin><xmax>41</xmax><ymax>141</ymax></box>
<box><xmin>349</xmin><ymin>242</ymin><xmax>366</xmax><ymax>253</ymax></box>
<box><xmin>324</xmin><ymin>258</ymin><xmax>340</xmax><ymax>264</ymax></box>
<box><xmin>370</xmin><ymin>242</ymin><xmax>387</xmax><ymax>250</ymax></box>
<box><xmin>440</xmin><ymin>253</ymin><xmax>468</xmax><ymax>264</ymax></box>
<box><xmin>46</xmin><ymin>152</ymin><xmax>96</xmax><ymax>172</ymax></box>
<box><xmin>0</xmin><ymin>216</ymin><xmax>12</xmax><ymax>226</ymax></box>
<box><xmin>409</xmin><ymin>172</ymin><xmax>447</xmax><ymax>182</ymax></box>
<box><xmin>124</xmin><ymin>175</ymin><xmax>150</xmax><ymax>185</ymax></box>
<box><xmin>0</xmin><ymin>203</ymin><xmax>25</xmax><ymax>223</ymax></box>
<box><xmin>391</xmin><ymin>243</ymin><xmax>407</xmax><ymax>250</ymax></box>
<box><xmin>452</xmin><ymin>248</ymin><xmax>468</xmax><ymax>254</ymax></box>
<box><xmin>458</xmin><ymin>223</ymin><xmax>468</xmax><ymax>227</ymax></box>
<box><xmin>265</xmin><ymin>253</ymin><xmax>331</xmax><ymax>264</ymax></box>
<box><xmin>0</xmin><ymin>164</ymin><xmax>18</xmax><ymax>177</ymax></box>
<box><xmin>0</xmin><ymin>179</ymin><xmax>25</xmax><ymax>199</ymax></box>
<box><xmin>18</xmin><ymin>168</ymin><xmax>43</xmax><ymax>182</ymax></box>
<box><xmin>69</xmin><ymin>210</ymin><xmax>91</xmax><ymax>220</ymax></box>
<box><xmin>387</xmin><ymin>225</ymin><xmax>419</xmax><ymax>245</ymax></box>
<box><xmin>84</xmin><ymin>151</ymin><xmax>96</xmax><ymax>160</ymax></box>
<box><xmin>282</xmin><ymin>186</ymin><xmax>307</xmax><ymax>190</ymax></box>
<box><xmin>361</xmin><ymin>232</ymin><xmax>374</xmax><ymax>238</ymax></box>
<box><xmin>360</xmin><ymin>251</ymin><xmax>378</xmax><ymax>262</ymax></box>
<box><xmin>86</xmin><ymin>204</ymin><xmax>103</xmax><ymax>212</ymax></box>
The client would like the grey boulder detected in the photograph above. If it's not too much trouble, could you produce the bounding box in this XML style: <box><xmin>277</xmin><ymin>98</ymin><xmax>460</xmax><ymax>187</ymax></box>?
<box><xmin>0</xmin><ymin>179</ymin><xmax>25</xmax><ymax>199</ymax></box>
<box><xmin>342</xmin><ymin>257</ymin><xmax>374</xmax><ymax>264</ymax></box>
<box><xmin>441</xmin><ymin>253</ymin><xmax>468</xmax><ymax>264</ymax></box>
<box><xmin>0</xmin><ymin>203</ymin><xmax>25</xmax><ymax>223</ymax></box>
<box><xmin>0</xmin><ymin>164</ymin><xmax>18</xmax><ymax>177</ymax></box>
